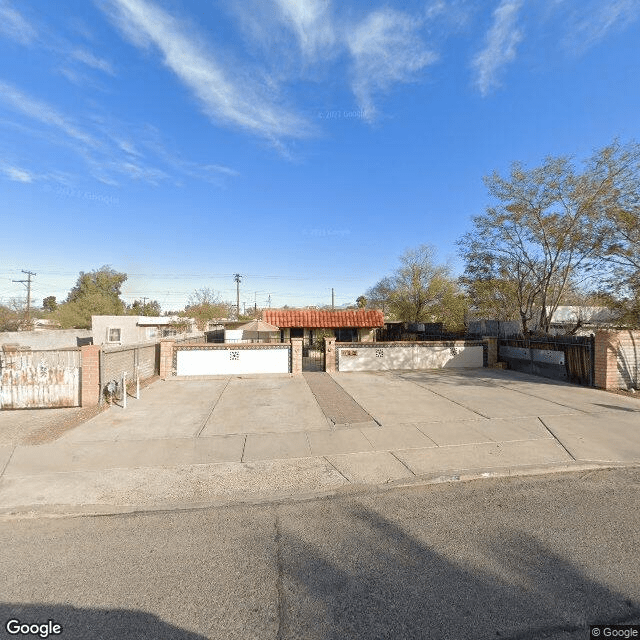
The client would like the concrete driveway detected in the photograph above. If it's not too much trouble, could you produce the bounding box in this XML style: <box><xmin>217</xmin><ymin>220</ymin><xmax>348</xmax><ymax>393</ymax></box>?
<box><xmin>1</xmin><ymin>368</ymin><xmax>639</xmax><ymax>515</ymax></box>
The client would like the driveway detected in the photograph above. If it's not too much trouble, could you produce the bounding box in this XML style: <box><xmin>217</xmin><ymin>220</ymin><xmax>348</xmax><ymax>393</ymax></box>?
<box><xmin>1</xmin><ymin>368</ymin><xmax>639</xmax><ymax>514</ymax></box>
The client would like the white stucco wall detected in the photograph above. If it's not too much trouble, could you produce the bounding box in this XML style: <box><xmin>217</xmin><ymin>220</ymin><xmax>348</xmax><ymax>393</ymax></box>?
<box><xmin>176</xmin><ymin>346</ymin><xmax>290</xmax><ymax>375</ymax></box>
<box><xmin>338</xmin><ymin>344</ymin><xmax>483</xmax><ymax>371</ymax></box>
<box><xmin>0</xmin><ymin>329</ymin><xmax>92</xmax><ymax>349</ymax></box>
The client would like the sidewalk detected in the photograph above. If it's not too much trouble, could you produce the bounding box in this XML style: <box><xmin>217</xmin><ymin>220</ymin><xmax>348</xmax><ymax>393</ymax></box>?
<box><xmin>0</xmin><ymin>369</ymin><xmax>638</xmax><ymax>516</ymax></box>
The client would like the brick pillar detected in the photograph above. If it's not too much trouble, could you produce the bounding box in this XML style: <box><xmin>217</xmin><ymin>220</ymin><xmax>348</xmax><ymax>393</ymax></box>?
<box><xmin>80</xmin><ymin>344</ymin><xmax>101</xmax><ymax>407</ymax></box>
<box><xmin>594</xmin><ymin>331</ymin><xmax>619</xmax><ymax>390</ymax></box>
<box><xmin>483</xmin><ymin>336</ymin><xmax>498</xmax><ymax>367</ymax></box>
<box><xmin>290</xmin><ymin>338</ymin><xmax>302</xmax><ymax>375</ymax></box>
<box><xmin>159</xmin><ymin>339</ymin><xmax>176</xmax><ymax>379</ymax></box>
<box><xmin>324</xmin><ymin>337</ymin><xmax>336</xmax><ymax>373</ymax></box>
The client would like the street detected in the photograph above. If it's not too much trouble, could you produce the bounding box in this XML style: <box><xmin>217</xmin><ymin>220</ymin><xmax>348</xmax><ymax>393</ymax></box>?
<box><xmin>1</xmin><ymin>467</ymin><xmax>639</xmax><ymax>639</ymax></box>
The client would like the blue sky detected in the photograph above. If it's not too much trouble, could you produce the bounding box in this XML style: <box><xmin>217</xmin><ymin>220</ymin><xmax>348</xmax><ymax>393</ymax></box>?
<box><xmin>1</xmin><ymin>0</ymin><xmax>639</xmax><ymax>312</ymax></box>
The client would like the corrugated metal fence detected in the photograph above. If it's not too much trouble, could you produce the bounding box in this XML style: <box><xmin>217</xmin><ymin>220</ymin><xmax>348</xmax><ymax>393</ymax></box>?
<box><xmin>0</xmin><ymin>348</ymin><xmax>81</xmax><ymax>408</ymax></box>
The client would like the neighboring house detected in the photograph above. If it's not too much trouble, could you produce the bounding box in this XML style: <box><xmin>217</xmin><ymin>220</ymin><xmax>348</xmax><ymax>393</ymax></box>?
<box><xmin>546</xmin><ymin>306</ymin><xmax>618</xmax><ymax>335</ymax></box>
<box><xmin>91</xmin><ymin>315</ymin><xmax>198</xmax><ymax>345</ymax></box>
<box><xmin>263</xmin><ymin>309</ymin><xmax>384</xmax><ymax>344</ymax></box>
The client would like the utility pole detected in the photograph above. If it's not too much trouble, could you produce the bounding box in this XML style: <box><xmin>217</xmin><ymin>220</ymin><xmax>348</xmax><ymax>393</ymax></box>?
<box><xmin>267</xmin><ymin>294</ymin><xmax>271</xmax><ymax>308</ymax></box>
<box><xmin>254</xmin><ymin>291</ymin><xmax>257</xmax><ymax>314</ymax></box>
<box><xmin>331</xmin><ymin>288</ymin><xmax>335</xmax><ymax>310</ymax></box>
<box><xmin>12</xmin><ymin>270</ymin><xmax>36</xmax><ymax>326</ymax></box>
<box><xmin>234</xmin><ymin>274</ymin><xmax>242</xmax><ymax>319</ymax></box>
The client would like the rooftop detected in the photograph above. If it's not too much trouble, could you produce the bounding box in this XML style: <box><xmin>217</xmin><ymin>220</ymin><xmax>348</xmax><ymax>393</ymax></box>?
<box><xmin>263</xmin><ymin>309</ymin><xmax>384</xmax><ymax>328</ymax></box>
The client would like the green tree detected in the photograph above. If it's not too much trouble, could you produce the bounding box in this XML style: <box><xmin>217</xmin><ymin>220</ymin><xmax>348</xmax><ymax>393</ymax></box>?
<box><xmin>42</xmin><ymin>296</ymin><xmax>57</xmax><ymax>313</ymax></box>
<box><xmin>366</xmin><ymin>245</ymin><xmax>467</xmax><ymax>329</ymax></box>
<box><xmin>460</xmin><ymin>277</ymin><xmax>521</xmax><ymax>323</ymax></box>
<box><xmin>457</xmin><ymin>143</ymin><xmax>636</xmax><ymax>333</ymax></box>
<box><xmin>356</xmin><ymin>295</ymin><xmax>367</xmax><ymax>308</ymax></box>
<box><xmin>128</xmin><ymin>299</ymin><xmax>161</xmax><ymax>316</ymax></box>
<box><xmin>183</xmin><ymin>288</ymin><xmax>231</xmax><ymax>331</ymax></box>
<box><xmin>56</xmin><ymin>266</ymin><xmax>128</xmax><ymax>328</ymax></box>
<box><xmin>0</xmin><ymin>300</ymin><xmax>26</xmax><ymax>331</ymax></box>
<box><xmin>597</xmin><ymin>141</ymin><xmax>640</xmax><ymax>326</ymax></box>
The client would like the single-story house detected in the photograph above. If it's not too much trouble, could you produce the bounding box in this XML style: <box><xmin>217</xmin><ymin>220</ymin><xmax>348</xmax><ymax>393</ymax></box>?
<box><xmin>91</xmin><ymin>315</ymin><xmax>199</xmax><ymax>345</ymax></box>
<box><xmin>546</xmin><ymin>306</ymin><xmax>618</xmax><ymax>335</ymax></box>
<box><xmin>263</xmin><ymin>309</ymin><xmax>384</xmax><ymax>344</ymax></box>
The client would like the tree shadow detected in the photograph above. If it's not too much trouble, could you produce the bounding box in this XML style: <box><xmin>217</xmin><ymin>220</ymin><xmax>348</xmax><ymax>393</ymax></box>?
<box><xmin>277</xmin><ymin>502</ymin><xmax>640</xmax><ymax>639</ymax></box>
<box><xmin>592</xmin><ymin>403</ymin><xmax>640</xmax><ymax>412</ymax></box>
<box><xmin>0</xmin><ymin>603</ymin><xmax>208</xmax><ymax>640</ymax></box>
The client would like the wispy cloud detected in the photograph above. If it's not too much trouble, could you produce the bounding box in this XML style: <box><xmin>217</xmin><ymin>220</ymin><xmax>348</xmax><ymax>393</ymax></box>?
<box><xmin>2</xmin><ymin>164</ymin><xmax>34</xmax><ymax>182</ymax></box>
<box><xmin>0</xmin><ymin>80</ymin><xmax>97</xmax><ymax>146</ymax></box>
<box><xmin>71</xmin><ymin>48</ymin><xmax>116</xmax><ymax>75</ymax></box>
<box><xmin>0</xmin><ymin>80</ymin><xmax>237</xmax><ymax>188</ymax></box>
<box><xmin>347</xmin><ymin>8</ymin><xmax>438</xmax><ymax>120</ymax></box>
<box><xmin>103</xmin><ymin>0</ymin><xmax>312</xmax><ymax>140</ymax></box>
<box><xmin>567</xmin><ymin>0</ymin><xmax>640</xmax><ymax>51</ymax></box>
<box><xmin>272</xmin><ymin>0</ymin><xmax>335</xmax><ymax>58</ymax></box>
<box><xmin>473</xmin><ymin>0</ymin><xmax>523</xmax><ymax>96</ymax></box>
<box><xmin>0</xmin><ymin>1</ymin><xmax>37</xmax><ymax>44</ymax></box>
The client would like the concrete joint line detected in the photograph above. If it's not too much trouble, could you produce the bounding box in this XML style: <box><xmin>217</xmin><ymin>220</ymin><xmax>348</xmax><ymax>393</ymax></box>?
<box><xmin>195</xmin><ymin>377</ymin><xmax>230</xmax><ymax>438</ymax></box>
<box><xmin>538</xmin><ymin>417</ymin><xmax>577</xmax><ymax>461</ymax></box>
<box><xmin>389</xmin><ymin>450</ymin><xmax>416</xmax><ymax>476</ymax></box>
<box><xmin>0</xmin><ymin>445</ymin><xmax>16</xmax><ymax>478</ymax></box>
<box><xmin>274</xmin><ymin>508</ymin><xmax>287</xmax><ymax>640</ymax></box>
<box><xmin>322</xmin><ymin>456</ymin><xmax>351</xmax><ymax>483</ymax></box>
<box><xmin>497</xmin><ymin>383</ymin><xmax>590</xmax><ymax>415</ymax></box>
<box><xmin>358</xmin><ymin>428</ymin><xmax>375</xmax><ymax>449</ymax></box>
<box><xmin>396</xmin><ymin>373</ymin><xmax>490</xmax><ymax>419</ymax></box>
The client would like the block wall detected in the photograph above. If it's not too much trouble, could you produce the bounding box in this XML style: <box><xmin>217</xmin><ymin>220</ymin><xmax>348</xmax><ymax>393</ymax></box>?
<box><xmin>594</xmin><ymin>330</ymin><xmax>640</xmax><ymax>390</ymax></box>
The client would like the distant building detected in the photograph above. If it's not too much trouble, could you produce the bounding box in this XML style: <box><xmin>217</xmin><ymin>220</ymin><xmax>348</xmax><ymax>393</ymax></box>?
<box><xmin>546</xmin><ymin>306</ymin><xmax>618</xmax><ymax>335</ymax></box>
<box><xmin>91</xmin><ymin>315</ymin><xmax>199</xmax><ymax>345</ymax></box>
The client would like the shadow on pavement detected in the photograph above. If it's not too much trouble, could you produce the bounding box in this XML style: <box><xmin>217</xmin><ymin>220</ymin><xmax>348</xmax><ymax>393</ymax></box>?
<box><xmin>0</xmin><ymin>603</ymin><xmax>207</xmax><ymax>640</ymax></box>
<box><xmin>277</xmin><ymin>502</ymin><xmax>640</xmax><ymax>639</ymax></box>
<box><xmin>592</xmin><ymin>403</ymin><xmax>640</xmax><ymax>412</ymax></box>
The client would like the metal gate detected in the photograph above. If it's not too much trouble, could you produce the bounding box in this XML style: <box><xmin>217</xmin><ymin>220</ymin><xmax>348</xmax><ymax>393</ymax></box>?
<box><xmin>302</xmin><ymin>343</ymin><xmax>325</xmax><ymax>371</ymax></box>
<box><xmin>0</xmin><ymin>348</ymin><xmax>81</xmax><ymax>409</ymax></box>
<box><xmin>498</xmin><ymin>335</ymin><xmax>594</xmax><ymax>386</ymax></box>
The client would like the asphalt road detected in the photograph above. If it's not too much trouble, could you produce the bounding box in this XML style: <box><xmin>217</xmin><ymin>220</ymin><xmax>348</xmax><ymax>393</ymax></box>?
<box><xmin>1</xmin><ymin>468</ymin><xmax>639</xmax><ymax>640</ymax></box>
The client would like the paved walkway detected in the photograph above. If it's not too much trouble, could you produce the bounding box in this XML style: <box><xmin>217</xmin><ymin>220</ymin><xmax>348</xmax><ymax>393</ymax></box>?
<box><xmin>0</xmin><ymin>368</ymin><xmax>639</xmax><ymax>516</ymax></box>
<box><xmin>303</xmin><ymin>372</ymin><xmax>374</xmax><ymax>426</ymax></box>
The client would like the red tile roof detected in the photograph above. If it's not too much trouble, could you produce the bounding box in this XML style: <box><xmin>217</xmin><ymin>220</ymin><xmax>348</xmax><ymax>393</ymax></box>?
<box><xmin>263</xmin><ymin>309</ymin><xmax>384</xmax><ymax>328</ymax></box>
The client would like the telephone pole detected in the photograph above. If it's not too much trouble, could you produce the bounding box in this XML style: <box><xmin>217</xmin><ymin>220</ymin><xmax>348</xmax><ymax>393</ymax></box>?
<box><xmin>12</xmin><ymin>270</ymin><xmax>36</xmax><ymax>326</ymax></box>
<box><xmin>331</xmin><ymin>288</ymin><xmax>335</xmax><ymax>310</ymax></box>
<box><xmin>234</xmin><ymin>274</ymin><xmax>242</xmax><ymax>319</ymax></box>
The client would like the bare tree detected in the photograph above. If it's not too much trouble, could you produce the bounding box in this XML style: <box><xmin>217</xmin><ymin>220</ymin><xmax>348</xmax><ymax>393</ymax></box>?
<box><xmin>458</xmin><ymin>143</ymin><xmax>639</xmax><ymax>333</ymax></box>
<box><xmin>367</xmin><ymin>245</ymin><xmax>467</xmax><ymax>328</ymax></box>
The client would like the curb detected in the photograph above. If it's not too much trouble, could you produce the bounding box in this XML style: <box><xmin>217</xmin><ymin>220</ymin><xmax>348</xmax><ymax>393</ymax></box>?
<box><xmin>0</xmin><ymin>460</ymin><xmax>635</xmax><ymax>521</ymax></box>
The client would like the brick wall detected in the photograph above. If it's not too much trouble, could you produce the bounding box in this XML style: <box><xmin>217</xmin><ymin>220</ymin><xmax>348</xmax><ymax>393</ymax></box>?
<box><xmin>594</xmin><ymin>330</ymin><xmax>640</xmax><ymax>390</ymax></box>
<box><xmin>80</xmin><ymin>344</ymin><xmax>100</xmax><ymax>406</ymax></box>
<box><xmin>324</xmin><ymin>337</ymin><xmax>336</xmax><ymax>373</ymax></box>
<box><xmin>290</xmin><ymin>338</ymin><xmax>302</xmax><ymax>375</ymax></box>
<box><xmin>159</xmin><ymin>339</ymin><xmax>175</xmax><ymax>379</ymax></box>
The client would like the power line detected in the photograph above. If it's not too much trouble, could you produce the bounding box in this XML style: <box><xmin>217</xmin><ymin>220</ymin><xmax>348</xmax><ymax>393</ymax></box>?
<box><xmin>12</xmin><ymin>270</ymin><xmax>36</xmax><ymax>324</ymax></box>
<box><xmin>233</xmin><ymin>274</ymin><xmax>242</xmax><ymax>319</ymax></box>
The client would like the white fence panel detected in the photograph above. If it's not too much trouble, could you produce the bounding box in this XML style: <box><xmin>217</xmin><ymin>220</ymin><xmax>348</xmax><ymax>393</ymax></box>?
<box><xmin>176</xmin><ymin>346</ymin><xmax>290</xmax><ymax>375</ymax></box>
<box><xmin>338</xmin><ymin>344</ymin><xmax>483</xmax><ymax>372</ymax></box>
